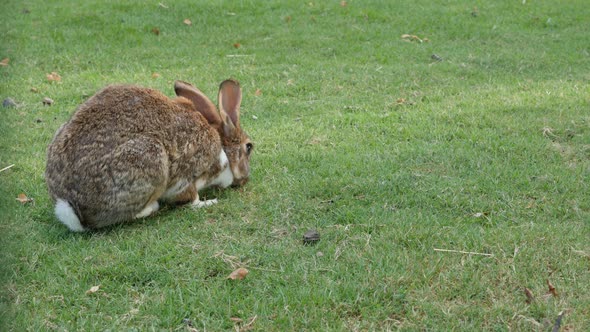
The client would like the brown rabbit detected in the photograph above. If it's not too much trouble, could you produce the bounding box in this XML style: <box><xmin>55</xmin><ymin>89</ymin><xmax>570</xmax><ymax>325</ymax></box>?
<box><xmin>45</xmin><ymin>79</ymin><xmax>253</xmax><ymax>231</ymax></box>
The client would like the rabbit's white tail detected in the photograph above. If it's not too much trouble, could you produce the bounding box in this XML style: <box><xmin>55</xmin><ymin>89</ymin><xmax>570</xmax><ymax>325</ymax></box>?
<box><xmin>55</xmin><ymin>199</ymin><xmax>85</xmax><ymax>232</ymax></box>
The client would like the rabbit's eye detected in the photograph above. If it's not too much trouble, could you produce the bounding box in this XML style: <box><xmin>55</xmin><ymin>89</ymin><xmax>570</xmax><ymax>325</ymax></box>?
<box><xmin>245</xmin><ymin>143</ymin><xmax>253</xmax><ymax>155</ymax></box>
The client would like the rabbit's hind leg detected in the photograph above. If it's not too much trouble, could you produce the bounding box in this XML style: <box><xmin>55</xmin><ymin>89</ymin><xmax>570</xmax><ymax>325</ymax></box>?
<box><xmin>135</xmin><ymin>201</ymin><xmax>160</xmax><ymax>219</ymax></box>
<box><xmin>104</xmin><ymin>137</ymin><xmax>169</xmax><ymax>223</ymax></box>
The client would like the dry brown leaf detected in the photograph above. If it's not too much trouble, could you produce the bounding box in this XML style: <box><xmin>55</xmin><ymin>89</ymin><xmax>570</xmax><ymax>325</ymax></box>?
<box><xmin>183</xmin><ymin>18</ymin><xmax>192</xmax><ymax>25</ymax></box>
<box><xmin>233</xmin><ymin>42</ymin><xmax>241</xmax><ymax>49</ymax></box>
<box><xmin>340</xmin><ymin>1</ymin><xmax>348</xmax><ymax>7</ymax></box>
<box><xmin>46</xmin><ymin>72</ymin><xmax>61</xmax><ymax>82</ymax></box>
<box><xmin>151</xmin><ymin>27</ymin><xmax>160</xmax><ymax>35</ymax></box>
<box><xmin>547</xmin><ymin>279</ymin><xmax>558</xmax><ymax>297</ymax></box>
<box><xmin>16</xmin><ymin>193</ymin><xmax>33</xmax><ymax>204</ymax></box>
<box><xmin>524</xmin><ymin>287</ymin><xmax>535</xmax><ymax>304</ymax></box>
<box><xmin>152</xmin><ymin>73</ymin><xmax>161</xmax><ymax>79</ymax></box>
<box><xmin>254</xmin><ymin>89</ymin><xmax>262</xmax><ymax>96</ymax></box>
<box><xmin>396</xmin><ymin>98</ymin><xmax>406</xmax><ymax>105</ymax></box>
<box><xmin>227</xmin><ymin>267</ymin><xmax>249</xmax><ymax>280</ymax></box>
<box><xmin>86</xmin><ymin>285</ymin><xmax>100</xmax><ymax>295</ymax></box>
<box><xmin>0</xmin><ymin>58</ymin><xmax>9</xmax><ymax>66</ymax></box>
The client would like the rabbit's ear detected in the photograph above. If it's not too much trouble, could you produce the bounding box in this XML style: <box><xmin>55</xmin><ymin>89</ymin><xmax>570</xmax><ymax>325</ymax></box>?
<box><xmin>218</xmin><ymin>79</ymin><xmax>242</xmax><ymax>128</ymax></box>
<box><xmin>174</xmin><ymin>80</ymin><xmax>221</xmax><ymax>125</ymax></box>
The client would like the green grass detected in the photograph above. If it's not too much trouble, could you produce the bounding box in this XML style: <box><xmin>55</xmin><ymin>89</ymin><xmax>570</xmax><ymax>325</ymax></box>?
<box><xmin>1</xmin><ymin>0</ymin><xmax>589</xmax><ymax>330</ymax></box>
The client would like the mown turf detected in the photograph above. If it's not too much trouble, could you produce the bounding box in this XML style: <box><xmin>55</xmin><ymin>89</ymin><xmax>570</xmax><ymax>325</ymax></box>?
<box><xmin>1</xmin><ymin>0</ymin><xmax>589</xmax><ymax>330</ymax></box>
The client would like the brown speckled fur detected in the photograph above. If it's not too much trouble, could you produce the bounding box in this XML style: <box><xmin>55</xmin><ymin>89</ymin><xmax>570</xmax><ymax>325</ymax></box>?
<box><xmin>45</xmin><ymin>80</ymin><xmax>252</xmax><ymax>229</ymax></box>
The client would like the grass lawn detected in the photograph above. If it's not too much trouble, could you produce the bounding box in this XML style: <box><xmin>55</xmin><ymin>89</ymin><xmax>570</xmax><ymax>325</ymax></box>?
<box><xmin>1</xmin><ymin>0</ymin><xmax>589</xmax><ymax>330</ymax></box>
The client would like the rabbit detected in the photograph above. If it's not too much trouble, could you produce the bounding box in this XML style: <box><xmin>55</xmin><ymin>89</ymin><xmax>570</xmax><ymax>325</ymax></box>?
<box><xmin>45</xmin><ymin>79</ymin><xmax>253</xmax><ymax>231</ymax></box>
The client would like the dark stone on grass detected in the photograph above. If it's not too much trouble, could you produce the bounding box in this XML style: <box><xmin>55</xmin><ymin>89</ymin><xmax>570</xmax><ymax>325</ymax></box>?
<box><xmin>431</xmin><ymin>54</ymin><xmax>443</xmax><ymax>61</ymax></box>
<box><xmin>303</xmin><ymin>229</ymin><xmax>320</xmax><ymax>245</ymax></box>
<box><xmin>3</xmin><ymin>98</ymin><xmax>17</xmax><ymax>108</ymax></box>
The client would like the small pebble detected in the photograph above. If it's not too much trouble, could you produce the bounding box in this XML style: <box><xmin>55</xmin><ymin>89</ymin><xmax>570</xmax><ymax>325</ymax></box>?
<box><xmin>42</xmin><ymin>97</ymin><xmax>54</xmax><ymax>106</ymax></box>
<box><xmin>303</xmin><ymin>229</ymin><xmax>320</xmax><ymax>245</ymax></box>
<box><xmin>3</xmin><ymin>98</ymin><xmax>17</xmax><ymax>108</ymax></box>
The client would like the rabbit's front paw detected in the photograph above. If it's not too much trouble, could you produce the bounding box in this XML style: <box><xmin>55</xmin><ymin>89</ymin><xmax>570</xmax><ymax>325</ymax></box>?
<box><xmin>192</xmin><ymin>198</ymin><xmax>218</xmax><ymax>208</ymax></box>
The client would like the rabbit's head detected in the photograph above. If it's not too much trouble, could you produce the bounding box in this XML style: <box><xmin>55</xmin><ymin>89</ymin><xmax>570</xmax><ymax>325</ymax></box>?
<box><xmin>175</xmin><ymin>79</ymin><xmax>253</xmax><ymax>187</ymax></box>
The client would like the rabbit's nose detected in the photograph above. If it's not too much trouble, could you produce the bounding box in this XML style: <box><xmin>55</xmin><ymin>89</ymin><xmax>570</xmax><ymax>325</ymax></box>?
<box><xmin>232</xmin><ymin>177</ymin><xmax>249</xmax><ymax>187</ymax></box>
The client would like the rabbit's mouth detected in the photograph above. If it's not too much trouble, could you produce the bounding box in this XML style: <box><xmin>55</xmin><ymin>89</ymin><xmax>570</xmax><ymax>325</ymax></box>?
<box><xmin>232</xmin><ymin>177</ymin><xmax>249</xmax><ymax>187</ymax></box>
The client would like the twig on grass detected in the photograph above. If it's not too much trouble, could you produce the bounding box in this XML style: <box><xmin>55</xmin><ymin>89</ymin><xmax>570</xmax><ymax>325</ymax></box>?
<box><xmin>434</xmin><ymin>248</ymin><xmax>493</xmax><ymax>257</ymax></box>
<box><xmin>0</xmin><ymin>164</ymin><xmax>15</xmax><ymax>173</ymax></box>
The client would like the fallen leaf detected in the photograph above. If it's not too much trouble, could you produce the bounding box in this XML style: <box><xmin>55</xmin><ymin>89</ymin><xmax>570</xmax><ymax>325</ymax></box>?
<box><xmin>227</xmin><ymin>267</ymin><xmax>249</xmax><ymax>280</ymax></box>
<box><xmin>254</xmin><ymin>89</ymin><xmax>262</xmax><ymax>96</ymax></box>
<box><xmin>401</xmin><ymin>34</ymin><xmax>427</xmax><ymax>43</ymax></box>
<box><xmin>183</xmin><ymin>18</ymin><xmax>192</xmax><ymax>25</ymax></box>
<box><xmin>524</xmin><ymin>287</ymin><xmax>535</xmax><ymax>304</ymax></box>
<box><xmin>340</xmin><ymin>1</ymin><xmax>348</xmax><ymax>7</ymax></box>
<box><xmin>0</xmin><ymin>58</ymin><xmax>9</xmax><ymax>66</ymax></box>
<box><xmin>16</xmin><ymin>193</ymin><xmax>33</xmax><ymax>204</ymax></box>
<box><xmin>30</xmin><ymin>87</ymin><xmax>39</xmax><ymax>93</ymax></box>
<box><xmin>396</xmin><ymin>98</ymin><xmax>406</xmax><ymax>105</ymax></box>
<box><xmin>547</xmin><ymin>279</ymin><xmax>558</xmax><ymax>297</ymax></box>
<box><xmin>42</xmin><ymin>97</ymin><xmax>54</xmax><ymax>105</ymax></box>
<box><xmin>46</xmin><ymin>72</ymin><xmax>61</xmax><ymax>82</ymax></box>
<box><xmin>233</xmin><ymin>43</ymin><xmax>241</xmax><ymax>48</ymax></box>
<box><xmin>151</xmin><ymin>27</ymin><xmax>160</xmax><ymax>35</ymax></box>
<box><xmin>86</xmin><ymin>285</ymin><xmax>100</xmax><ymax>295</ymax></box>
<box><xmin>152</xmin><ymin>73</ymin><xmax>161</xmax><ymax>79</ymax></box>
